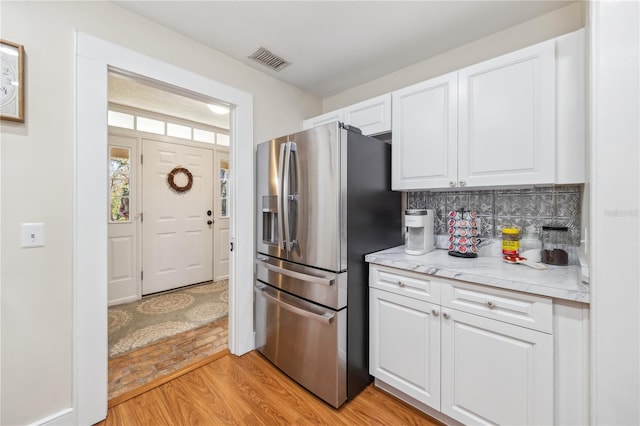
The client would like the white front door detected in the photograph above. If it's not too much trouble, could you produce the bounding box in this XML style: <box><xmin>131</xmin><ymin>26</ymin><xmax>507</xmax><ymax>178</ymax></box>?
<box><xmin>213</xmin><ymin>150</ymin><xmax>230</xmax><ymax>281</ymax></box>
<box><xmin>107</xmin><ymin>134</ymin><xmax>139</xmax><ymax>305</ymax></box>
<box><xmin>142</xmin><ymin>138</ymin><xmax>213</xmax><ymax>295</ymax></box>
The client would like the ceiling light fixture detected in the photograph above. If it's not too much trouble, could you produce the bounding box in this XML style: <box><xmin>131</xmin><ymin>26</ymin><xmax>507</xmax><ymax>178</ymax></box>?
<box><xmin>207</xmin><ymin>104</ymin><xmax>230</xmax><ymax>115</ymax></box>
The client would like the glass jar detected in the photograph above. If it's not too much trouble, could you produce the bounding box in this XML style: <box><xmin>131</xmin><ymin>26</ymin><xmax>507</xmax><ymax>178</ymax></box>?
<box><xmin>501</xmin><ymin>227</ymin><xmax>520</xmax><ymax>256</ymax></box>
<box><xmin>541</xmin><ymin>225</ymin><xmax>570</xmax><ymax>265</ymax></box>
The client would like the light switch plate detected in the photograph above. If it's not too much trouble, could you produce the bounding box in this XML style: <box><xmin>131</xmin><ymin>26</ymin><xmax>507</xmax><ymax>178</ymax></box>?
<box><xmin>21</xmin><ymin>223</ymin><xmax>45</xmax><ymax>248</ymax></box>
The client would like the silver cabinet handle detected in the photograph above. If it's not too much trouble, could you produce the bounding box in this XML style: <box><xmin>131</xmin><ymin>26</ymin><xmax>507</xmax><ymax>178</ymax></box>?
<box><xmin>487</xmin><ymin>300</ymin><xmax>496</xmax><ymax>309</ymax></box>
<box><xmin>449</xmin><ymin>181</ymin><xmax>456</xmax><ymax>187</ymax></box>
<box><xmin>459</xmin><ymin>180</ymin><xmax>466</xmax><ymax>187</ymax></box>
<box><xmin>442</xmin><ymin>312</ymin><xmax>450</xmax><ymax>319</ymax></box>
<box><xmin>258</xmin><ymin>258</ymin><xmax>334</xmax><ymax>286</ymax></box>
<box><xmin>255</xmin><ymin>286</ymin><xmax>334</xmax><ymax>324</ymax></box>
<box><xmin>397</xmin><ymin>280</ymin><xmax>405</xmax><ymax>288</ymax></box>
<box><xmin>431</xmin><ymin>309</ymin><xmax>439</xmax><ymax>317</ymax></box>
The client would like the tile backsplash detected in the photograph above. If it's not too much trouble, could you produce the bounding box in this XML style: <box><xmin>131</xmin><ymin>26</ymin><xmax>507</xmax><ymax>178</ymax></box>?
<box><xmin>407</xmin><ymin>185</ymin><xmax>582</xmax><ymax>245</ymax></box>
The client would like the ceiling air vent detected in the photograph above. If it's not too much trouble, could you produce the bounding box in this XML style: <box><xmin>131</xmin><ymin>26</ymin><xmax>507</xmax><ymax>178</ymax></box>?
<box><xmin>248</xmin><ymin>47</ymin><xmax>290</xmax><ymax>71</ymax></box>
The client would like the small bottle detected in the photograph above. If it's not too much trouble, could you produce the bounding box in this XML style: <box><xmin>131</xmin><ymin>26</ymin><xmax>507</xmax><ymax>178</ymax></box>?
<box><xmin>502</xmin><ymin>227</ymin><xmax>520</xmax><ymax>256</ymax></box>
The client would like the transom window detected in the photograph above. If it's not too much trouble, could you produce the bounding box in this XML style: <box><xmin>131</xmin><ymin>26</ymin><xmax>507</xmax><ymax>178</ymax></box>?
<box><xmin>107</xmin><ymin>106</ymin><xmax>229</xmax><ymax>145</ymax></box>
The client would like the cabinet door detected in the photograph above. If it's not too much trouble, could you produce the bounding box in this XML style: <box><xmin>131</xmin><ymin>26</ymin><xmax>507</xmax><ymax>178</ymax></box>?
<box><xmin>370</xmin><ymin>288</ymin><xmax>441</xmax><ymax>408</ymax></box>
<box><xmin>458</xmin><ymin>40</ymin><xmax>555</xmax><ymax>187</ymax></box>
<box><xmin>302</xmin><ymin>110</ymin><xmax>344</xmax><ymax>130</ymax></box>
<box><xmin>392</xmin><ymin>72</ymin><xmax>458</xmax><ymax>190</ymax></box>
<box><xmin>441</xmin><ymin>309</ymin><xmax>553</xmax><ymax>426</ymax></box>
<box><xmin>344</xmin><ymin>94</ymin><xmax>391</xmax><ymax>135</ymax></box>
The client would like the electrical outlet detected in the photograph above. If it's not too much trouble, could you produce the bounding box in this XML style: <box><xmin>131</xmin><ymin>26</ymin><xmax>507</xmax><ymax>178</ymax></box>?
<box><xmin>21</xmin><ymin>223</ymin><xmax>45</xmax><ymax>248</ymax></box>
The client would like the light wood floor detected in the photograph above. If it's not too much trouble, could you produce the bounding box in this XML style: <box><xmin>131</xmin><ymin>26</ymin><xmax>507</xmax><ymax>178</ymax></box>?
<box><xmin>98</xmin><ymin>350</ymin><xmax>441</xmax><ymax>425</ymax></box>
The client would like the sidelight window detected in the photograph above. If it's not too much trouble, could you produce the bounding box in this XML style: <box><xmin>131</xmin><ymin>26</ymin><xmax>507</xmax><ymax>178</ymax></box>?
<box><xmin>109</xmin><ymin>146</ymin><xmax>131</xmax><ymax>222</ymax></box>
<box><xmin>220</xmin><ymin>160</ymin><xmax>230</xmax><ymax>218</ymax></box>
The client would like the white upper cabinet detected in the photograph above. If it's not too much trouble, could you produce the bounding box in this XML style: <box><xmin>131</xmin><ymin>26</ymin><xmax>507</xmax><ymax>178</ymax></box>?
<box><xmin>302</xmin><ymin>109</ymin><xmax>344</xmax><ymax>130</ymax></box>
<box><xmin>303</xmin><ymin>94</ymin><xmax>392</xmax><ymax>136</ymax></box>
<box><xmin>343</xmin><ymin>94</ymin><xmax>392</xmax><ymax>135</ymax></box>
<box><xmin>458</xmin><ymin>39</ymin><xmax>555</xmax><ymax>187</ymax></box>
<box><xmin>392</xmin><ymin>29</ymin><xmax>585</xmax><ymax>190</ymax></box>
<box><xmin>392</xmin><ymin>72</ymin><xmax>458</xmax><ymax>190</ymax></box>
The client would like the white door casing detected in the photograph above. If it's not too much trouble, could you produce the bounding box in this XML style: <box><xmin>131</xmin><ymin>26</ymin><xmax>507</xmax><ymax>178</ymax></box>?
<box><xmin>107</xmin><ymin>134</ymin><xmax>139</xmax><ymax>305</ymax></box>
<box><xmin>75</xmin><ymin>32</ymin><xmax>254</xmax><ymax>425</ymax></box>
<box><xmin>142</xmin><ymin>139</ymin><xmax>213</xmax><ymax>294</ymax></box>
<box><xmin>213</xmin><ymin>149</ymin><xmax>230</xmax><ymax>281</ymax></box>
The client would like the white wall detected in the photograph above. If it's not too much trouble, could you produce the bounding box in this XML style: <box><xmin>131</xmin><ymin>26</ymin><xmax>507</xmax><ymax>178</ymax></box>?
<box><xmin>589</xmin><ymin>1</ymin><xmax>639</xmax><ymax>424</ymax></box>
<box><xmin>323</xmin><ymin>1</ymin><xmax>585</xmax><ymax>112</ymax></box>
<box><xmin>0</xmin><ymin>2</ymin><xmax>319</xmax><ymax>425</ymax></box>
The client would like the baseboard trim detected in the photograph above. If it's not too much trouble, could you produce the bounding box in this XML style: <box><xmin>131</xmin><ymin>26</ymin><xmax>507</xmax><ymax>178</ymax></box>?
<box><xmin>108</xmin><ymin>295</ymin><xmax>138</xmax><ymax>307</ymax></box>
<box><xmin>108</xmin><ymin>349</ymin><xmax>230</xmax><ymax>408</ymax></box>
<box><xmin>374</xmin><ymin>379</ymin><xmax>461</xmax><ymax>426</ymax></box>
<box><xmin>28</xmin><ymin>407</ymin><xmax>74</xmax><ymax>426</ymax></box>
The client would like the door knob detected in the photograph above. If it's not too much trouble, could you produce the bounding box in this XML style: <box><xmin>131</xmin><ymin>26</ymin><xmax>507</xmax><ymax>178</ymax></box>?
<box><xmin>207</xmin><ymin>210</ymin><xmax>212</xmax><ymax>216</ymax></box>
<box><xmin>207</xmin><ymin>220</ymin><xmax>213</xmax><ymax>225</ymax></box>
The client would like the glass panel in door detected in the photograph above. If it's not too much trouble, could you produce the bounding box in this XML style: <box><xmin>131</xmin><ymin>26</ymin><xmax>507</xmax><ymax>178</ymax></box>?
<box><xmin>220</xmin><ymin>161</ymin><xmax>229</xmax><ymax>218</ymax></box>
<box><xmin>109</xmin><ymin>146</ymin><xmax>131</xmax><ymax>222</ymax></box>
<box><xmin>214</xmin><ymin>150</ymin><xmax>231</xmax><ymax>281</ymax></box>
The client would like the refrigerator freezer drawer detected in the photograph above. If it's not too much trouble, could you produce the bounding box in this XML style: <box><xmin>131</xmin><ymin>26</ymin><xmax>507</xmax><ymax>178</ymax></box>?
<box><xmin>254</xmin><ymin>282</ymin><xmax>347</xmax><ymax>408</ymax></box>
<box><xmin>256</xmin><ymin>256</ymin><xmax>347</xmax><ymax>310</ymax></box>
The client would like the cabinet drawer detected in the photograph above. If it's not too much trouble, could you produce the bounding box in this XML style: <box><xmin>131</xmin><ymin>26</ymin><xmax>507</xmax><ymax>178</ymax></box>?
<box><xmin>441</xmin><ymin>281</ymin><xmax>552</xmax><ymax>333</ymax></box>
<box><xmin>369</xmin><ymin>265</ymin><xmax>439</xmax><ymax>303</ymax></box>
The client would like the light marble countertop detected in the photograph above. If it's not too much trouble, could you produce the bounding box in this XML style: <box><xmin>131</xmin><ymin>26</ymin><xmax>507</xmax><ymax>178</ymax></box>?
<box><xmin>365</xmin><ymin>246</ymin><xmax>590</xmax><ymax>303</ymax></box>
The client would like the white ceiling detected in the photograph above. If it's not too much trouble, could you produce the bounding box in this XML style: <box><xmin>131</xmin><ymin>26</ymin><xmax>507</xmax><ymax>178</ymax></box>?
<box><xmin>109</xmin><ymin>72</ymin><xmax>230</xmax><ymax>129</ymax></box>
<box><xmin>113</xmin><ymin>0</ymin><xmax>572</xmax><ymax>98</ymax></box>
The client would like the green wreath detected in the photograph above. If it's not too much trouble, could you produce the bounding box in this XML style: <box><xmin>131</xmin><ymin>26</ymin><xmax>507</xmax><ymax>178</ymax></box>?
<box><xmin>167</xmin><ymin>166</ymin><xmax>193</xmax><ymax>193</ymax></box>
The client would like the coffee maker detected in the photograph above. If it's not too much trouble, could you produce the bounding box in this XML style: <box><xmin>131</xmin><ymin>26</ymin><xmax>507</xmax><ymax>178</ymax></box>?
<box><xmin>405</xmin><ymin>209</ymin><xmax>435</xmax><ymax>255</ymax></box>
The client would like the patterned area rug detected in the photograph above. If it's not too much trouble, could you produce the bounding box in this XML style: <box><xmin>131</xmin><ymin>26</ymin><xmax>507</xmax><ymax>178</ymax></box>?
<box><xmin>108</xmin><ymin>280</ymin><xmax>228</xmax><ymax>358</ymax></box>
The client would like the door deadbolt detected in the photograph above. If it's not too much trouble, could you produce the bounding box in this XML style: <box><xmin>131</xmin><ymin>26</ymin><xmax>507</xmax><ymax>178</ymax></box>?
<box><xmin>207</xmin><ymin>210</ymin><xmax>212</xmax><ymax>216</ymax></box>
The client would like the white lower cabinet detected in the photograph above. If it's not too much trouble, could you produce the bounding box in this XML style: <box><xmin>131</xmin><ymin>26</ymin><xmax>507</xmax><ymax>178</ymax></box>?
<box><xmin>440</xmin><ymin>308</ymin><xmax>552</xmax><ymax>425</ymax></box>
<box><xmin>370</xmin><ymin>288</ymin><xmax>441</xmax><ymax>407</ymax></box>
<box><xmin>369</xmin><ymin>264</ymin><xmax>555</xmax><ymax>425</ymax></box>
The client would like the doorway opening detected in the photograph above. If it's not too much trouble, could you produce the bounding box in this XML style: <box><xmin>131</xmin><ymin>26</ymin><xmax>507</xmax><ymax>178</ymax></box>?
<box><xmin>105</xmin><ymin>71</ymin><xmax>232</xmax><ymax>401</ymax></box>
<box><xmin>75</xmin><ymin>32</ymin><xmax>255</xmax><ymax>425</ymax></box>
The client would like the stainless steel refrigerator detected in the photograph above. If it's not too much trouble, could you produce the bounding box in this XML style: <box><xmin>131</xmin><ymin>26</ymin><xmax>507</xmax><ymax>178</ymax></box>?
<box><xmin>254</xmin><ymin>122</ymin><xmax>402</xmax><ymax>407</ymax></box>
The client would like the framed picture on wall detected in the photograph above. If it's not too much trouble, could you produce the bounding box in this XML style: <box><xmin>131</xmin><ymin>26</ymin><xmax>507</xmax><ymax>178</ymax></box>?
<box><xmin>1</xmin><ymin>39</ymin><xmax>25</xmax><ymax>123</ymax></box>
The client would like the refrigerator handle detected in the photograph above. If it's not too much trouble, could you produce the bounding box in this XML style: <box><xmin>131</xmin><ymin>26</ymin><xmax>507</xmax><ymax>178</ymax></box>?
<box><xmin>277</xmin><ymin>143</ymin><xmax>287</xmax><ymax>250</ymax></box>
<box><xmin>282</xmin><ymin>141</ymin><xmax>292</xmax><ymax>251</ymax></box>
<box><xmin>288</xmin><ymin>142</ymin><xmax>298</xmax><ymax>248</ymax></box>
<box><xmin>255</xmin><ymin>285</ymin><xmax>335</xmax><ymax>324</ymax></box>
<box><xmin>257</xmin><ymin>257</ymin><xmax>335</xmax><ymax>286</ymax></box>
